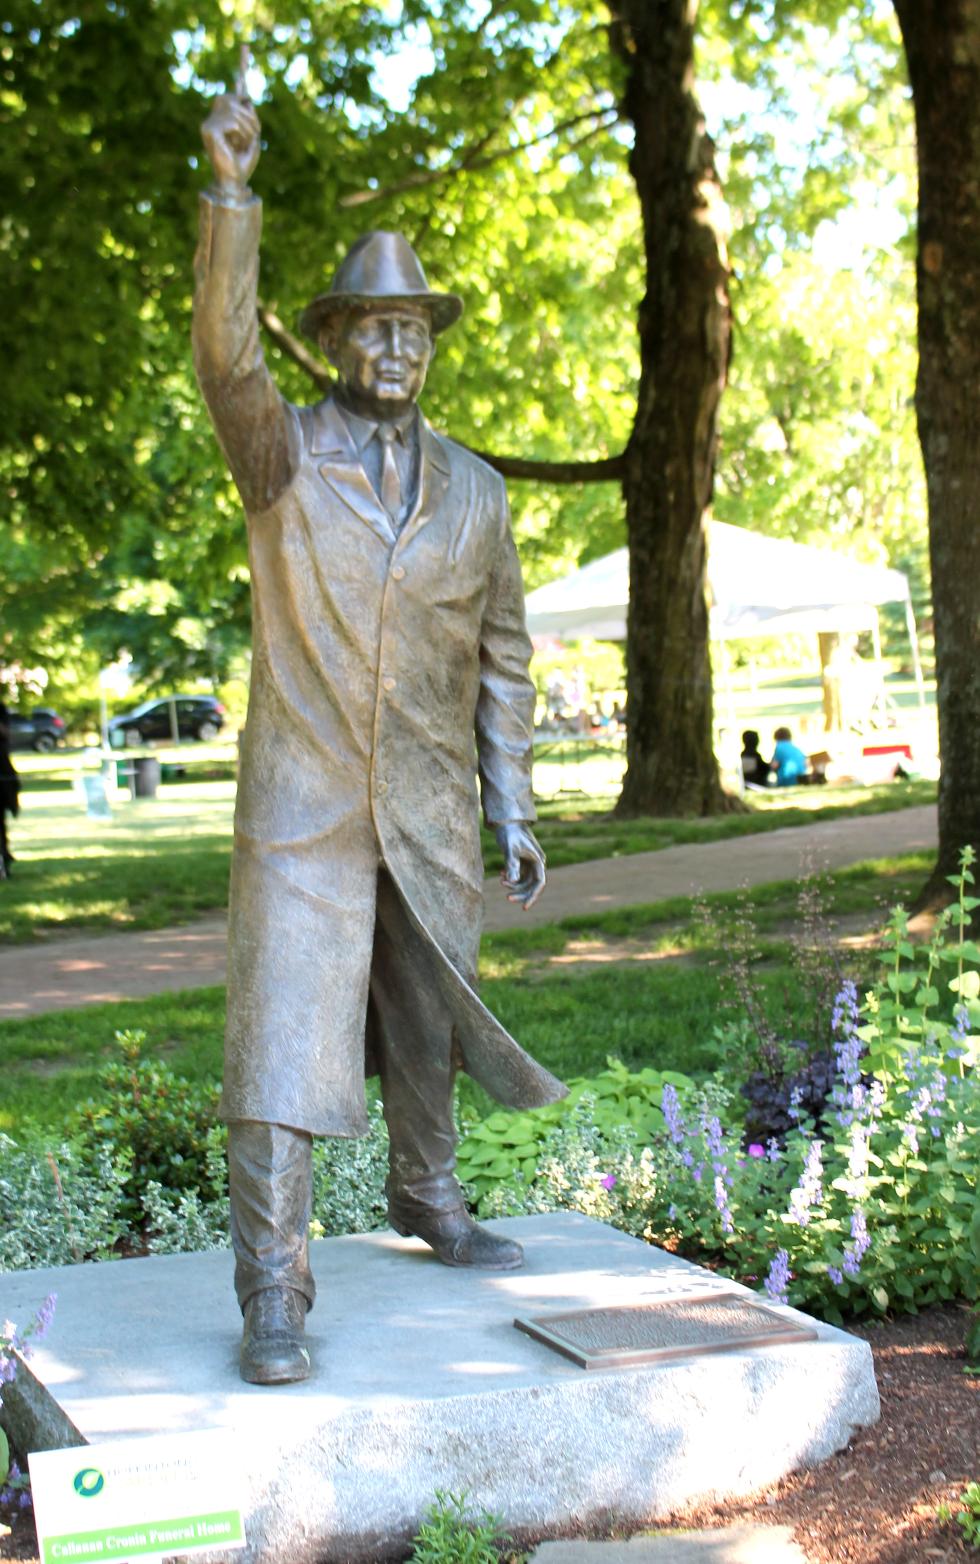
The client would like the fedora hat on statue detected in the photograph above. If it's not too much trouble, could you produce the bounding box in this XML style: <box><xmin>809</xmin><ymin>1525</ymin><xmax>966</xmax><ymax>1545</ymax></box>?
<box><xmin>299</xmin><ymin>231</ymin><xmax>464</xmax><ymax>341</ymax></box>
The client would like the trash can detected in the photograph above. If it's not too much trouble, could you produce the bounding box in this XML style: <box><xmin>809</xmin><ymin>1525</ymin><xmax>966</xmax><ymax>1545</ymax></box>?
<box><xmin>131</xmin><ymin>756</ymin><xmax>161</xmax><ymax>799</ymax></box>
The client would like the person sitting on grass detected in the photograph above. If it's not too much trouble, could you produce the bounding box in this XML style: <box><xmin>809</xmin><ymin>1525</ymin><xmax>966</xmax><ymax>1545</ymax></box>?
<box><xmin>740</xmin><ymin>729</ymin><xmax>772</xmax><ymax>788</ymax></box>
<box><xmin>771</xmin><ymin>725</ymin><xmax>809</xmax><ymax>786</ymax></box>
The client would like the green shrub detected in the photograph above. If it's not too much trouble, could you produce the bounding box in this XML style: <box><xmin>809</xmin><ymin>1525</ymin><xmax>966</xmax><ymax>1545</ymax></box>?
<box><xmin>0</xmin><ymin>1136</ymin><xmax>129</xmax><ymax>1270</ymax></box>
<box><xmin>476</xmin><ymin>1103</ymin><xmax>659</xmax><ymax>1230</ymax></box>
<box><xmin>310</xmin><ymin>1102</ymin><xmax>390</xmax><ymax>1237</ymax></box>
<box><xmin>72</xmin><ymin>1029</ymin><xmax>223</xmax><ymax>1227</ymax></box>
<box><xmin>143</xmin><ymin>1137</ymin><xmax>230</xmax><ymax>1255</ymax></box>
<box><xmin>456</xmin><ymin>1059</ymin><xmax>695</xmax><ymax>1199</ymax></box>
<box><xmin>410</xmin><ymin>1491</ymin><xmax>519</xmax><ymax>1563</ymax></box>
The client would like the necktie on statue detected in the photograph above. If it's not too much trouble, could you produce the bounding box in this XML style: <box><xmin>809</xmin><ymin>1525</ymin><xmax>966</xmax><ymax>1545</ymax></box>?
<box><xmin>377</xmin><ymin>424</ymin><xmax>402</xmax><ymax>526</ymax></box>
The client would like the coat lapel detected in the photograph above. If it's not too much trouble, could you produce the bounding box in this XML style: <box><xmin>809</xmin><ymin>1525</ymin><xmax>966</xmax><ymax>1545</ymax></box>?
<box><xmin>309</xmin><ymin>399</ymin><xmax>396</xmax><ymax>545</ymax></box>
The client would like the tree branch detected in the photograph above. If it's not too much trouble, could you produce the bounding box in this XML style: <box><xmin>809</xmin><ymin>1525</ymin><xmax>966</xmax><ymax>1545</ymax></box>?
<box><xmin>258</xmin><ymin>301</ymin><xmax>333</xmax><ymax>393</ymax></box>
<box><xmin>257</xmin><ymin>302</ymin><xmax>625</xmax><ymax>485</ymax></box>
<box><xmin>470</xmin><ymin>450</ymin><xmax>626</xmax><ymax>482</ymax></box>
<box><xmin>339</xmin><ymin>103</ymin><xmax>620</xmax><ymax>208</ymax></box>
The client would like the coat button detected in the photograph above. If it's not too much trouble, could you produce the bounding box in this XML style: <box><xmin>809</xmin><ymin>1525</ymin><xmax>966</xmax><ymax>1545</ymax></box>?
<box><xmin>383</xmin><ymin>676</ymin><xmax>396</xmax><ymax>692</ymax></box>
<box><xmin>391</xmin><ymin>565</ymin><xmax>406</xmax><ymax>581</ymax></box>
<box><xmin>375</xmin><ymin>778</ymin><xmax>388</xmax><ymax>795</ymax></box>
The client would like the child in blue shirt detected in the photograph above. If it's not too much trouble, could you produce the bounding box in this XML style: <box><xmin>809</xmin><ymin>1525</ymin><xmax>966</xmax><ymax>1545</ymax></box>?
<box><xmin>771</xmin><ymin>726</ymin><xmax>809</xmax><ymax>786</ymax></box>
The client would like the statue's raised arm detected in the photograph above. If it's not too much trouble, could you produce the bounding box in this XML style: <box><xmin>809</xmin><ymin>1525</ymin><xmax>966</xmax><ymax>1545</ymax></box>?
<box><xmin>193</xmin><ymin>81</ymin><xmax>299</xmax><ymax>514</ymax></box>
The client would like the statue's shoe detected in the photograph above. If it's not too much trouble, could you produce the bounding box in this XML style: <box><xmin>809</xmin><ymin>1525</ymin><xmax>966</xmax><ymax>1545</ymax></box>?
<box><xmin>388</xmin><ymin>1205</ymin><xmax>524</xmax><ymax>1270</ymax></box>
<box><xmin>240</xmin><ymin>1286</ymin><xmax>311</xmax><ymax>1385</ymax></box>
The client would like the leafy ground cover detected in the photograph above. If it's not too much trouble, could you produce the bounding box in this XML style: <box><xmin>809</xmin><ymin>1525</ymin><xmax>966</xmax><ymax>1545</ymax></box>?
<box><xmin>0</xmin><ymin>851</ymin><xmax>933</xmax><ymax>1137</ymax></box>
<box><xmin>0</xmin><ymin>775</ymin><xmax>935</xmax><ymax>944</ymax></box>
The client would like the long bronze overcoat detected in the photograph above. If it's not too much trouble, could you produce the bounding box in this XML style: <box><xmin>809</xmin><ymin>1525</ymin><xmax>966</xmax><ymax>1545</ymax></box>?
<box><xmin>193</xmin><ymin>191</ymin><xmax>565</xmax><ymax>1138</ymax></box>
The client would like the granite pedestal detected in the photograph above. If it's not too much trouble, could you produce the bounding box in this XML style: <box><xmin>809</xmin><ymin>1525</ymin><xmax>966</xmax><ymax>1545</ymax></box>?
<box><xmin>1</xmin><ymin>1213</ymin><xmax>879</xmax><ymax>1562</ymax></box>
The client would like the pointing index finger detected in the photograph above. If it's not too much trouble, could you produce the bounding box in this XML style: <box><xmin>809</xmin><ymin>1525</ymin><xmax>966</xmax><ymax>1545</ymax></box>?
<box><xmin>235</xmin><ymin>42</ymin><xmax>251</xmax><ymax>100</ymax></box>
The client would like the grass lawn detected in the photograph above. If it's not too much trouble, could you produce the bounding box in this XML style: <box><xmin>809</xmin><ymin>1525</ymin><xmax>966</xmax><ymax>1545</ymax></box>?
<box><xmin>0</xmin><ymin>850</ymin><xmax>932</xmax><ymax>1138</ymax></box>
<box><xmin>0</xmin><ymin>781</ymin><xmax>234</xmax><ymax>944</ymax></box>
<box><xmin>0</xmin><ymin>770</ymin><xmax>936</xmax><ymax>945</ymax></box>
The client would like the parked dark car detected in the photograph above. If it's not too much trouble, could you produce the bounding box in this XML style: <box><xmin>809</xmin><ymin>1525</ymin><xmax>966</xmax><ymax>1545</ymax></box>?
<box><xmin>107</xmin><ymin>695</ymin><xmax>226</xmax><ymax>747</ymax></box>
<box><xmin>5</xmin><ymin>707</ymin><xmax>66</xmax><ymax>753</ymax></box>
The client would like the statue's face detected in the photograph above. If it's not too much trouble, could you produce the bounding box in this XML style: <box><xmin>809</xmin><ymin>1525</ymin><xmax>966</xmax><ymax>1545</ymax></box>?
<box><xmin>326</xmin><ymin>305</ymin><xmax>433</xmax><ymax>420</ymax></box>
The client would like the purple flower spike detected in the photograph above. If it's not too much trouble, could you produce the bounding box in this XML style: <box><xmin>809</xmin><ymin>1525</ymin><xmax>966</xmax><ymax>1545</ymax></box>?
<box><xmin>841</xmin><ymin>1206</ymin><xmax>871</xmax><ymax>1278</ymax></box>
<box><xmin>34</xmin><ymin>1294</ymin><xmax>57</xmax><ymax>1341</ymax></box>
<box><xmin>662</xmin><ymin>1083</ymin><xmax>686</xmax><ymax>1146</ymax></box>
<box><xmin>764</xmin><ymin>1249</ymin><xmax>791</xmax><ymax>1305</ymax></box>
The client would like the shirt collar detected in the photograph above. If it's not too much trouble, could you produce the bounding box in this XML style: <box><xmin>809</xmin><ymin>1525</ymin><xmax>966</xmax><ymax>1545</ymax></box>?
<box><xmin>336</xmin><ymin>399</ymin><xmax>418</xmax><ymax>453</ymax></box>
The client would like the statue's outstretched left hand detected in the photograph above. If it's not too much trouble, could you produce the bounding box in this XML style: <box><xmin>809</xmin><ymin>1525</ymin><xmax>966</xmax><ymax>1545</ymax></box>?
<box><xmin>495</xmin><ymin>822</ymin><xmax>546</xmax><ymax>911</ymax></box>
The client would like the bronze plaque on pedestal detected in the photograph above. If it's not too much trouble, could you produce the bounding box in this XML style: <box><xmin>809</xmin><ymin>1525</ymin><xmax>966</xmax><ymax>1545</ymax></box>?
<box><xmin>514</xmin><ymin>1292</ymin><xmax>817</xmax><ymax>1370</ymax></box>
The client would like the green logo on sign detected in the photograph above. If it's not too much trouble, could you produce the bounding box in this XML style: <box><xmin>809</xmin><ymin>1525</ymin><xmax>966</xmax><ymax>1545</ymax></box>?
<box><xmin>73</xmin><ymin>1468</ymin><xmax>105</xmax><ymax>1498</ymax></box>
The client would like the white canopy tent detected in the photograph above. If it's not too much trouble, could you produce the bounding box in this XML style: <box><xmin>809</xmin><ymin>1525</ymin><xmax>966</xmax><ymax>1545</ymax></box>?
<box><xmin>524</xmin><ymin>519</ymin><xmax>925</xmax><ymax>707</ymax></box>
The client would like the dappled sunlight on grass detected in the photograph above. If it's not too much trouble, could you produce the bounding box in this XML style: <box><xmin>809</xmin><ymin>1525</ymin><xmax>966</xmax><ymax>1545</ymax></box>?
<box><xmin>543</xmin><ymin>937</ymin><xmax>692</xmax><ymax>969</ymax></box>
<box><xmin>19</xmin><ymin>898</ymin><xmax>125</xmax><ymax>927</ymax></box>
<box><xmin>748</xmin><ymin>780</ymin><xmax>922</xmax><ymax>814</ymax></box>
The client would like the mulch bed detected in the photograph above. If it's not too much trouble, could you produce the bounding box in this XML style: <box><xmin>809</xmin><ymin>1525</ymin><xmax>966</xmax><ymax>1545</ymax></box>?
<box><xmin>664</xmin><ymin>1301</ymin><xmax>979</xmax><ymax>1563</ymax></box>
<box><xmin>2</xmin><ymin>1303</ymin><xmax>977</xmax><ymax>1563</ymax></box>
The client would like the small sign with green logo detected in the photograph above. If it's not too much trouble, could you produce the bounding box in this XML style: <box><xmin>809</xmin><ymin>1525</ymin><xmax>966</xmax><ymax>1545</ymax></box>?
<box><xmin>28</xmin><ymin>1430</ymin><xmax>246</xmax><ymax>1564</ymax></box>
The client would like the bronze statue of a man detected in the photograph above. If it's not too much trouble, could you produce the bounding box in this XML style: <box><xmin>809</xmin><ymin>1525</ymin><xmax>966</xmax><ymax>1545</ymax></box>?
<box><xmin>193</xmin><ymin>86</ymin><xmax>565</xmax><ymax>1385</ymax></box>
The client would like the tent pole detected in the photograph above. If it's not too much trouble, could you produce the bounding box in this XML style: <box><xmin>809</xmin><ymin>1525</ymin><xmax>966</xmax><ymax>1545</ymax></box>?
<box><xmin>869</xmin><ymin>610</ymin><xmax>886</xmax><ymax>723</ymax></box>
<box><xmin>905</xmin><ymin>597</ymin><xmax>927</xmax><ymax>710</ymax></box>
<box><xmin>715</xmin><ymin>636</ymin><xmax>741</xmax><ymax>793</ymax></box>
<box><xmin>870</xmin><ymin>609</ymin><xmax>883</xmax><ymax>667</ymax></box>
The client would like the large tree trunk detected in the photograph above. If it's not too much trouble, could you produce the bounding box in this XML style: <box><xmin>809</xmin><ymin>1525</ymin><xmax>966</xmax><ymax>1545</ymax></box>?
<box><xmin>609</xmin><ymin>0</ymin><xmax>738</xmax><ymax>817</ymax></box>
<box><xmin>893</xmin><ymin>0</ymin><xmax>980</xmax><ymax>901</ymax></box>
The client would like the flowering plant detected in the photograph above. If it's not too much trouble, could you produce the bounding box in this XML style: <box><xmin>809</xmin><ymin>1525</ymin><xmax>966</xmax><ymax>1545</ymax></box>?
<box><xmin>475</xmin><ymin>851</ymin><xmax>980</xmax><ymax>1325</ymax></box>
<box><xmin>1</xmin><ymin>1294</ymin><xmax>56</xmax><ymax>1515</ymax></box>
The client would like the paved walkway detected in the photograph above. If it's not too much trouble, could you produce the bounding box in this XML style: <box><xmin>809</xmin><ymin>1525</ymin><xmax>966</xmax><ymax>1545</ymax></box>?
<box><xmin>0</xmin><ymin>805</ymin><xmax>937</xmax><ymax>1020</ymax></box>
